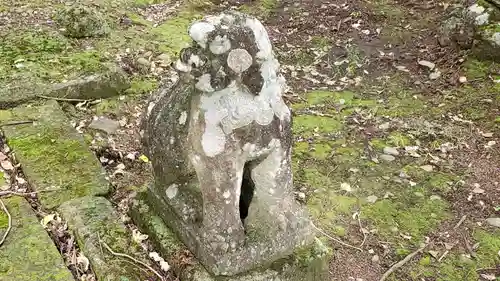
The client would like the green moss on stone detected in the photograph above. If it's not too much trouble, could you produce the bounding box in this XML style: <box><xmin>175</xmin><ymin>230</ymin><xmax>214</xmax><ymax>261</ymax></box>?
<box><xmin>0</xmin><ymin>101</ymin><xmax>108</xmax><ymax>209</ymax></box>
<box><xmin>0</xmin><ymin>196</ymin><xmax>73</xmax><ymax>281</ymax></box>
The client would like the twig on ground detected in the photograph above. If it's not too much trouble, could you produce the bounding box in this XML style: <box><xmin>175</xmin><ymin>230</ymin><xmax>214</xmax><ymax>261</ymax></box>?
<box><xmin>36</xmin><ymin>95</ymin><xmax>90</xmax><ymax>102</ymax></box>
<box><xmin>356</xmin><ymin>211</ymin><xmax>367</xmax><ymax>247</ymax></box>
<box><xmin>311</xmin><ymin>223</ymin><xmax>363</xmax><ymax>252</ymax></box>
<box><xmin>438</xmin><ymin>241</ymin><xmax>458</xmax><ymax>262</ymax></box>
<box><xmin>100</xmin><ymin>239</ymin><xmax>165</xmax><ymax>281</ymax></box>
<box><xmin>461</xmin><ymin>233</ymin><xmax>477</xmax><ymax>259</ymax></box>
<box><xmin>0</xmin><ymin>121</ymin><xmax>35</xmax><ymax>127</ymax></box>
<box><xmin>453</xmin><ymin>215</ymin><xmax>467</xmax><ymax>229</ymax></box>
<box><xmin>0</xmin><ymin>199</ymin><xmax>12</xmax><ymax>247</ymax></box>
<box><xmin>379</xmin><ymin>242</ymin><xmax>429</xmax><ymax>281</ymax></box>
<box><xmin>0</xmin><ymin>189</ymin><xmax>58</xmax><ymax>198</ymax></box>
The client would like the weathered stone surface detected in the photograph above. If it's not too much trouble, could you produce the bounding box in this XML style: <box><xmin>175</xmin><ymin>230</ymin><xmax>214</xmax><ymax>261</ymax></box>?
<box><xmin>58</xmin><ymin>196</ymin><xmax>145</xmax><ymax>281</ymax></box>
<box><xmin>54</xmin><ymin>3</ymin><xmax>110</xmax><ymax>38</ymax></box>
<box><xmin>0</xmin><ymin>65</ymin><xmax>130</xmax><ymax>109</ymax></box>
<box><xmin>439</xmin><ymin>2</ymin><xmax>500</xmax><ymax>61</ymax></box>
<box><xmin>0</xmin><ymin>101</ymin><xmax>109</xmax><ymax>209</ymax></box>
<box><xmin>141</xmin><ymin>11</ymin><xmax>315</xmax><ymax>277</ymax></box>
<box><xmin>88</xmin><ymin>116</ymin><xmax>120</xmax><ymax>134</ymax></box>
<box><xmin>0</xmin><ymin>196</ymin><xmax>74</xmax><ymax>281</ymax></box>
<box><xmin>0</xmin><ymin>73</ymin><xmax>52</xmax><ymax>109</ymax></box>
<box><xmin>130</xmin><ymin>192</ymin><xmax>330</xmax><ymax>281</ymax></box>
<box><xmin>51</xmin><ymin>64</ymin><xmax>130</xmax><ymax>100</ymax></box>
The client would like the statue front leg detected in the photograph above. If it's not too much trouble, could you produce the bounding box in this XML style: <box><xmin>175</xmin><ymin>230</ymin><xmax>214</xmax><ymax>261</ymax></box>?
<box><xmin>190</xmin><ymin>153</ymin><xmax>246</xmax><ymax>255</ymax></box>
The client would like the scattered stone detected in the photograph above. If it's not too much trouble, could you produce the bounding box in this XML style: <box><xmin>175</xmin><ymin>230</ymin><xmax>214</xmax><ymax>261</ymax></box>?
<box><xmin>420</xmin><ymin>165</ymin><xmax>434</xmax><ymax>172</ymax></box>
<box><xmin>371</xmin><ymin>255</ymin><xmax>379</xmax><ymax>263</ymax></box>
<box><xmin>0</xmin><ymin>160</ymin><xmax>13</xmax><ymax>170</ymax></box>
<box><xmin>297</xmin><ymin>192</ymin><xmax>306</xmax><ymax>201</ymax></box>
<box><xmin>459</xmin><ymin>76</ymin><xmax>467</xmax><ymax>83</ymax></box>
<box><xmin>380</xmin><ymin>154</ymin><xmax>396</xmax><ymax>162</ymax></box>
<box><xmin>486</xmin><ymin>218</ymin><xmax>500</xmax><ymax>228</ymax></box>
<box><xmin>0</xmin><ymin>197</ymin><xmax>74</xmax><ymax>281</ymax></box>
<box><xmin>383</xmin><ymin>147</ymin><xmax>399</xmax><ymax>156</ymax></box>
<box><xmin>481</xmin><ymin>132</ymin><xmax>493</xmax><ymax>138</ymax></box>
<box><xmin>54</xmin><ymin>3</ymin><xmax>110</xmax><ymax>38</ymax></box>
<box><xmin>472</xmin><ymin>184</ymin><xmax>485</xmax><ymax>194</ymax></box>
<box><xmin>414</xmin><ymin>192</ymin><xmax>425</xmax><ymax>197</ymax></box>
<box><xmin>0</xmin><ymin>101</ymin><xmax>109</xmax><ymax>209</ymax></box>
<box><xmin>58</xmin><ymin>196</ymin><xmax>146</xmax><ymax>280</ymax></box>
<box><xmin>428</xmin><ymin>250</ymin><xmax>439</xmax><ymax>258</ymax></box>
<box><xmin>341</xmin><ymin>182</ymin><xmax>353</xmax><ymax>192</ymax></box>
<box><xmin>89</xmin><ymin>116</ymin><xmax>121</xmax><ymax>134</ymax></box>
<box><xmin>157</xmin><ymin>53</ymin><xmax>172</xmax><ymax>64</ymax></box>
<box><xmin>418</xmin><ymin>60</ymin><xmax>436</xmax><ymax>70</ymax></box>
<box><xmin>430</xmin><ymin>195</ymin><xmax>442</xmax><ymax>201</ymax></box>
<box><xmin>366</xmin><ymin>195</ymin><xmax>378</xmax><ymax>204</ymax></box>
<box><xmin>51</xmin><ymin>64</ymin><xmax>130</xmax><ymax>100</ymax></box>
<box><xmin>136</xmin><ymin>57</ymin><xmax>151</xmax><ymax>70</ymax></box>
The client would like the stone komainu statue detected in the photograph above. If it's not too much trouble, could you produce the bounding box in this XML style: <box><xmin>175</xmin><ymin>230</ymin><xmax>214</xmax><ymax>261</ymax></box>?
<box><xmin>142</xmin><ymin>11</ymin><xmax>313</xmax><ymax>276</ymax></box>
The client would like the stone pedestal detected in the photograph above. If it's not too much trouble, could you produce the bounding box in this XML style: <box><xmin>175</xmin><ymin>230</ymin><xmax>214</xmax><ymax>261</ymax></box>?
<box><xmin>130</xmin><ymin>191</ymin><xmax>331</xmax><ymax>281</ymax></box>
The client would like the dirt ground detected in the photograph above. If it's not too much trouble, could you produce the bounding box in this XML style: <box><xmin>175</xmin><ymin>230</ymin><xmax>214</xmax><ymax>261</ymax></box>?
<box><xmin>1</xmin><ymin>0</ymin><xmax>499</xmax><ymax>280</ymax></box>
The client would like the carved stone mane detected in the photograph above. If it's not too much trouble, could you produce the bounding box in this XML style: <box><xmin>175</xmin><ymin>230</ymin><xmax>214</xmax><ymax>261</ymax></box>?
<box><xmin>142</xmin><ymin>11</ymin><xmax>313</xmax><ymax>277</ymax></box>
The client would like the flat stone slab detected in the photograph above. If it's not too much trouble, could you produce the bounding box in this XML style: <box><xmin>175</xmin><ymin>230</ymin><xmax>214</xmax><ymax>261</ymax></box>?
<box><xmin>0</xmin><ymin>101</ymin><xmax>109</xmax><ymax>209</ymax></box>
<box><xmin>0</xmin><ymin>196</ymin><xmax>74</xmax><ymax>281</ymax></box>
<box><xmin>0</xmin><ymin>64</ymin><xmax>130</xmax><ymax>109</ymax></box>
<box><xmin>58</xmin><ymin>196</ymin><xmax>148</xmax><ymax>281</ymax></box>
<box><xmin>130</xmin><ymin>192</ymin><xmax>331</xmax><ymax>281</ymax></box>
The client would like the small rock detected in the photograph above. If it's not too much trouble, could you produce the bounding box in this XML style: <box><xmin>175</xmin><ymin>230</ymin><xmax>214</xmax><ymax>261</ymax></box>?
<box><xmin>380</xmin><ymin>154</ymin><xmax>395</xmax><ymax>162</ymax></box>
<box><xmin>418</xmin><ymin>60</ymin><xmax>436</xmax><ymax>70</ymax></box>
<box><xmin>481</xmin><ymin>132</ymin><xmax>493</xmax><ymax>138</ymax></box>
<box><xmin>0</xmin><ymin>160</ymin><xmax>14</xmax><ymax>170</ymax></box>
<box><xmin>486</xmin><ymin>218</ymin><xmax>500</xmax><ymax>228</ymax></box>
<box><xmin>371</xmin><ymin>255</ymin><xmax>379</xmax><ymax>263</ymax></box>
<box><xmin>428</xmin><ymin>250</ymin><xmax>439</xmax><ymax>258</ymax></box>
<box><xmin>430</xmin><ymin>195</ymin><xmax>441</xmax><ymax>201</ymax></box>
<box><xmin>368</xmin><ymin>249</ymin><xmax>375</xmax><ymax>254</ymax></box>
<box><xmin>340</xmin><ymin>183</ymin><xmax>353</xmax><ymax>192</ymax></box>
<box><xmin>89</xmin><ymin>117</ymin><xmax>120</xmax><ymax>134</ymax></box>
<box><xmin>459</xmin><ymin>76</ymin><xmax>467</xmax><ymax>83</ymax></box>
<box><xmin>414</xmin><ymin>192</ymin><xmax>424</xmax><ymax>197</ymax></box>
<box><xmin>137</xmin><ymin>57</ymin><xmax>150</xmax><ymax>69</ymax></box>
<box><xmin>366</xmin><ymin>195</ymin><xmax>378</xmax><ymax>204</ymax></box>
<box><xmin>472</xmin><ymin>185</ymin><xmax>485</xmax><ymax>194</ymax></box>
<box><xmin>0</xmin><ymin>152</ymin><xmax>7</xmax><ymax>161</ymax></box>
<box><xmin>297</xmin><ymin>192</ymin><xmax>306</xmax><ymax>200</ymax></box>
<box><xmin>156</xmin><ymin>53</ymin><xmax>171</xmax><ymax>64</ymax></box>
<box><xmin>420</xmin><ymin>165</ymin><xmax>434</xmax><ymax>172</ymax></box>
<box><xmin>383</xmin><ymin>146</ymin><xmax>399</xmax><ymax>156</ymax></box>
<box><xmin>429</xmin><ymin>70</ymin><xmax>441</xmax><ymax>80</ymax></box>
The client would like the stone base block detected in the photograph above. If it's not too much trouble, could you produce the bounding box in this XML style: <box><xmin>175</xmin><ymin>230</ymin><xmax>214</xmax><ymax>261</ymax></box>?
<box><xmin>130</xmin><ymin>191</ymin><xmax>330</xmax><ymax>281</ymax></box>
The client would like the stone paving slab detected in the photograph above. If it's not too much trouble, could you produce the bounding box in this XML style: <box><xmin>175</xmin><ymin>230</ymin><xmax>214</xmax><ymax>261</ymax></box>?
<box><xmin>0</xmin><ymin>64</ymin><xmax>130</xmax><ymax>109</ymax></box>
<box><xmin>58</xmin><ymin>196</ymin><xmax>146</xmax><ymax>281</ymax></box>
<box><xmin>0</xmin><ymin>100</ymin><xmax>109</xmax><ymax>209</ymax></box>
<box><xmin>0</xmin><ymin>196</ymin><xmax>74</xmax><ymax>281</ymax></box>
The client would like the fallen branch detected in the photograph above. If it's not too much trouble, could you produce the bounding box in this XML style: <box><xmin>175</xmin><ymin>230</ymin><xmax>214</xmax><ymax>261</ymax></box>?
<box><xmin>379</xmin><ymin>242</ymin><xmax>429</xmax><ymax>281</ymax></box>
<box><xmin>0</xmin><ymin>121</ymin><xmax>34</xmax><ymax>127</ymax></box>
<box><xmin>0</xmin><ymin>189</ymin><xmax>58</xmax><ymax>198</ymax></box>
<box><xmin>36</xmin><ymin>95</ymin><xmax>90</xmax><ymax>102</ymax></box>
<box><xmin>356</xmin><ymin>210</ymin><xmax>367</xmax><ymax>248</ymax></box>
<box><xmin>0</xmin><ymin>199</ymin><xmax>12</xmax><ymax>247</ymax></box>
<box><xmin>100</xmin><ymin>239</ymin><xmax>165</xmax><ymax>281</ymax></box>
<box><xmin>311</xmin><ymin>223</ymin><xmax>363</xmax><ymax>252</ymax></box>
<box><xmin>453</xmin><ymin>215</ymin><xmax>467</xmax><ymax>229</ymax></box>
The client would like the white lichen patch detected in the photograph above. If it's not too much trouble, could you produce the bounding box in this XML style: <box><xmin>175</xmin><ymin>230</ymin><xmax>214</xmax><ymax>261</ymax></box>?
<box><xmin>189</xmin><ymin>22</ymin><xmax>215</xmax><ymax>48</ymax></box>
<box><xmin>227</xmin><ymin>48</ymin><xmax>253</xmax><ymax>73</ymax></box>
<box><xmin>166</xmin><ymin>184</ymin><xmax>179</xmax><ymax>199</ymax></box>
<box><xmin>178</xmin><ymin>111</ymin><xmax>188</xmax><ymax>125</ymax></box>
<box><xmin>223</xmin><ymin>190</ymin><xmax>231</xmax><ymax>199</ymax></box>
<box><xmin>195</xmin><ymin>74</ymin><xmax>215</xmax><ymax>92</ymax></box>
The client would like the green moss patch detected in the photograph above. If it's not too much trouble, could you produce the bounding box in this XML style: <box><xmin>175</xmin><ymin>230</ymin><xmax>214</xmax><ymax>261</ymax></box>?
<box><xmin>58</xmin><ymin>196</ymin><xmax>147</xmax><ymax>280</ymax></box>
<box><xmin>0</xmin><ymin>196</ymin><xmax>73</xmax><ymax>281</ymax></box>
<box><xmin>0</xmin><ymin>101</ymin><xmax>109</xmax><ymax>209</ymax></box>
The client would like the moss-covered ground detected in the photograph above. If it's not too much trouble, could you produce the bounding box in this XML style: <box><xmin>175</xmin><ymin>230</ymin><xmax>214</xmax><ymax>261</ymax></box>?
<box><xmin>0</xmin><ymin>0</ymin><xmax>498</xmax><ymax>280</ymax></box>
